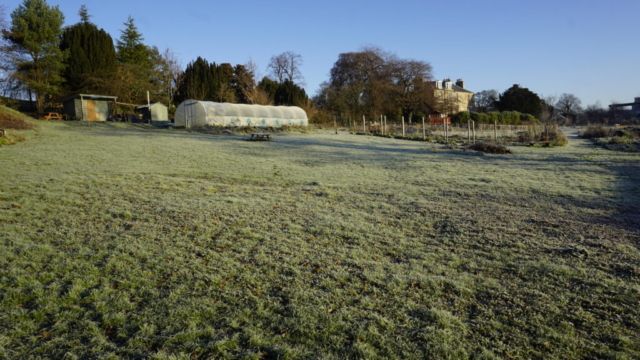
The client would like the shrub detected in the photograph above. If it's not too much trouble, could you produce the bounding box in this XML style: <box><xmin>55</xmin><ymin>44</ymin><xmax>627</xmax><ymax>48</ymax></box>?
<box><xmin>522</xmin><ymin>114</ymin><xmax>538</xmax><ymax>123</ymax></box>
<box><xmin>552</xmin><ymin>131</ymin><xmax>568</xmax><ymax>146</ymax></box>
<box><xmin>468</xmin><ymin>142</ymin><xmax>512</xmax><ymax>154</ymax></box>
<box><xmin>451</xmin><ymin>111</ymin><xmax>470</xmax><ymax>124</ymax></box>
<box><xmin>487</xmin><ymin>111</ymin><xmax>500</xmax><ymax>124</ymax></box>
<box><xmin>613</xmin><ymin>129</ymin><xmax>634</xmax><ymax>139</ymax></box>
<box><xmin>608</xmin><ymin>136</ymin><xmax>637</xmax><ymax>145</ymax></box>
<box><xmin>580</xmin><ymin>125</ymin><xmax>612</xmax><ymax>139</ymax></box>
<box><xmin>539</xmin><ymin>128</ymin><xmax>568</xmax><ymax>146</ymax></box>
<box><xmin>500</xmin><ymin>111</ymin><xmax>520</xmax><ymax>124</ymax></box>
<box><xmin>518</xmin><ymin>131</ymin><xmax>535</xmax><ymax>143</ymax></box>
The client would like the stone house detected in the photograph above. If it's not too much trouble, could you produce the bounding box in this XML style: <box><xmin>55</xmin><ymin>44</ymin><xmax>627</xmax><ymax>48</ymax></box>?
<box><xmin>430</xmin><ymin>79</ymin><xmax>474</xmax><ymax>116</ymax></box>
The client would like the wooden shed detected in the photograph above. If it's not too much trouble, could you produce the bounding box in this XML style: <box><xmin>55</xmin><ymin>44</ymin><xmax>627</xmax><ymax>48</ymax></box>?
<box><xmin>135</xmin><ymin>103</ymin><xmax>169</xmax><ymax>122</ymax></box>
<box><xmin>63</xmin><ymin>94</ymin><xmax>117</xmax><ymax>121</ymax></box>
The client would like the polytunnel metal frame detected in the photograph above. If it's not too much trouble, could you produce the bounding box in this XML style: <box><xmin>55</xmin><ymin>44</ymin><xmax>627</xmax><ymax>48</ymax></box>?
<box><xmin>174</xmin><ymin>100</ymin><xmax>308</xmax><ymax>128</ymax></box>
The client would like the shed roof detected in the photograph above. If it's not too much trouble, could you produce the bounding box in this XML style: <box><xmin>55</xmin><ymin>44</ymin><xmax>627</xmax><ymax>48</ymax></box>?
<box><xmin>63</xmin><ymin>94</ymin><xmax>118</xmax><ymax>102</ymax></box>
<box><xmin>135</xmin><ymin>102</ymin><xmax>167</xmax><ymax>110</ymax></box>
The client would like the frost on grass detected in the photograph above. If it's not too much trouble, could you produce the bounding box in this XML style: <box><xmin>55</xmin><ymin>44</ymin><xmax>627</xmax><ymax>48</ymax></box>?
<box><xmin>0</xmin><ymin>122</ymin><xmax>639</xmax><ymax>359</ymax></box>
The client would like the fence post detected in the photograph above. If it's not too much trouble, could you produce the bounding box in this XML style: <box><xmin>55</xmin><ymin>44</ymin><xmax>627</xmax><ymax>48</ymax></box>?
<box><xmin>384</xmin><ymin>116</ymin><xmax>387</xmax><ymax>135</ymax></box>
<box><xmin>402</xmin><ymin>116</ymin><xmax>405</xmax><ymax>137</ymax></box>
<box><xmin>472</xmin><ymin>121</ymin><xmax>476</xmax><ymax>144</ymax></box>
<box><xmin>363</xmin><ymin>114</ymin><xmax>366</xmax><ymax>133</ymax></box>
<box><xmin>445</xmin><ymin>118</ymin><xmax>449</xmax><ymax>143</ymax></box>
<box><xmin>422</xmin><ymin>116</ymin><xmax>426</xmax><ymax>140</ymax></box>
<box><xmin>467</xmin><ymin>120</ymin><xmax>471</xmax><ymax>144</ymax></box>
<box><xmin>494</xmin><ymin>119</ymin><xmax>498</xmax><ymax>143</ymax></box>
<box><xmin>334</xmin><ymin>114</ymin><xmax>337</xmax><ymax>135</ymax></box>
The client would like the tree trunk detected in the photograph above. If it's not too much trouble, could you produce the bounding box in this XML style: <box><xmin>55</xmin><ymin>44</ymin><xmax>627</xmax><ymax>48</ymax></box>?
<box><xmin>36</xmin><ymin>92</ymin><xmax>45</xmax><ymax>114</ymax></box>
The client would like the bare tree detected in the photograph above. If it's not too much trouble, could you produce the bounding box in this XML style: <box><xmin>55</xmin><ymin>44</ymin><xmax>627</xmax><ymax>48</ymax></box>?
<box><xmin>244</xmin><ymin>59</ymin><xmax>261</xmax><ymax>85</ymax></box>
<box><xmin>156</xmin><ymin>48</ymin><xmax>182</xmax><ymax>106</ymax></box>
<box><xmin>470</xmin><ymin>89</ymin><xmax>499</xmax><ymax>112</ymax></box>
<box><xmin>0</xmin><ymin>5</ymin><xmax>7</xmax><ymax>30</ymax></box>
<box><xmin>243</xmin><ymin>86</ymin><xmax>273</xmax><ymax>105</ymax></box>
<box><xmin>556</xmin><ymin>93</ymin><xmax>582</xmax><ymax>124</ymax></box>
<box><xmin>0</xmin><ymin>4</ymin><xmax>20</xmax><ymax>99</ymax></box>
<box><xmin>390</xmin><ymin>58</ymin><xmax>433</xmax><ymax>122</ymax></box>
<box><xmin>583</xmin><ymin>102</ymin><xmax>607</xmax><ymax>124</ymax></box>
<box><xmin>267</xmin><ymin>51</ymin><xmax>305</xmax><ymax>85</ymax></box>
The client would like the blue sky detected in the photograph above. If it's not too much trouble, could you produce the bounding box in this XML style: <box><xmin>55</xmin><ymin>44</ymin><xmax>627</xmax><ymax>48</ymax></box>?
<box><xmin>4</xmin><ymin>0</ymin><xmax>640</xmax><ymax>107</ymax></box>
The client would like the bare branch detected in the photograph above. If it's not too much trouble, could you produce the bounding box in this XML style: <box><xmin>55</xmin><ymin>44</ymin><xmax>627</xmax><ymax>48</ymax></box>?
<box><xmin>267</xmin><ymin>51</ymin><xmax>305</xmax><ymax>86</ymax></box>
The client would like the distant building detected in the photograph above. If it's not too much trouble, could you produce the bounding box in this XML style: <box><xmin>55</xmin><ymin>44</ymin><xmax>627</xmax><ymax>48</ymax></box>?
<box><xmin>429</xmin><ymin>78</ymin><xmax>474</xmax><ymax>115</ymax></box>
<box><xmin>63</xmin><ymin>94</ymin><xmax>117</xmax><ymax>121</ymax></box>
<box><xmin>427</xmin><ymin>111</ymin><xmax>451</xmax><ymax>125</ymax></box>
<box><xmin>609</xmin><ymin>97</ymin><xmax>640</xmax><ymax>118</ymax></box>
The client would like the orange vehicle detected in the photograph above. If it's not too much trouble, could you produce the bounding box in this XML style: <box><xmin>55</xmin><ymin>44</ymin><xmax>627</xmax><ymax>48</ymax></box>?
<box><xmin>42</xmin><ymin>112</ymin><xmax>64</xmax><ymax>120</ymax></box>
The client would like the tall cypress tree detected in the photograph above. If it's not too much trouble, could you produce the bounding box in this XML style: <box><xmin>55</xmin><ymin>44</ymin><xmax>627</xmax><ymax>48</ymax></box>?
<box><xmin>176</xmin><ymin>57</ymin><xmax>212</xmax><ymax>102</ymax></box>
<box><xmin>275</xmin><ymin>80</ymin><xmax>308</xmax><ymax>107</ymax></box>
<box><xmin>60</xmin><ymin>6</ymin><xmax>116</xmax><ymax>94</ymax></box>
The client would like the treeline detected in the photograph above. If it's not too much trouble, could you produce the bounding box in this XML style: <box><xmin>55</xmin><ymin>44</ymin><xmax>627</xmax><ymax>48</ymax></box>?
<box><xmin>0</xmin><ymin>1</ymin><xmax>308</xmax><ymax>115</ymax></box>
<box><xmin>175</xmin><ymin>57</ymin><xmax>308</xmax><ymax>107</ymax></box>
<box><xmin>452</xmin><ymin>111</ymin><xmax>537</xmax><ymax>124</ymax></box>
<box><xmin>0</xmin><ymin>2</ymin><xmax>180</xmax><ymax>113</ymax></box>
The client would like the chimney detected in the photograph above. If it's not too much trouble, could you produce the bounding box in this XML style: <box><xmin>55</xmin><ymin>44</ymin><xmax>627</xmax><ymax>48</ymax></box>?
<box><xmin>456</xmin><ymin>79</ymin><xmax>465</xmax><ymax>89</ymax></box>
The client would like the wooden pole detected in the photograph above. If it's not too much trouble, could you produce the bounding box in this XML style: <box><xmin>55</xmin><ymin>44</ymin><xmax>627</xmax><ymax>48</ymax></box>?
<box><xmin>334</xmin><ymin>114</ymin><xmax>337</xmax><ymax>135</ymax></box>
<box><xmin>446</xmin><ymin>119</ymin><xmax>449</xmax><ymax>143</ymax></box>
<box><xmin>422</xmin><ymin>116</ymin><xmax>426</xmax><ymax>140</ymax></box>
<box><xmin>363</xmin><ymin>114</ymin><xmax>366</xmax><ymax>133</ymax></box>
<box><xmin>384</xmin><ymin>116</ymin><xmax>387</xmax><ymax>135</ymax></box>
<box><xmin>147</xmin><ymin>91</ymin><xmax>151</xmax><ymax>123</ymax></box>
<box><xmin>494</xmin><ymin>119</ymin><xmax>498</xmax><ymax>143</ymax></box>
<box><xmin>467</xmin><ymin>120</ymin><xmax>471</xmax><ymax>144</ymax></box>
<box><xmin>442</xmin><ymin>117</ymin><xmax>446</xmax><ymax>143</ymax></box>
<box><xmin>402</xmin><ymin>116</ymin><xmax>405</xmax><ymax>137</ymax></box>
<box><xmin>472</xmin><ymin>120</ymin><xmax>476</xmax><ymax>144</ymax></box>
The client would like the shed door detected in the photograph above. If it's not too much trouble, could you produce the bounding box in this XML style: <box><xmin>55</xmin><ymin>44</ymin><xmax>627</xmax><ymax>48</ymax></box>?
<box><xmin>86</xmin><ymin>101</ymin><xmax>99</xmax><ymax>121</ymax></box>
<box><xmin>86</xmin><ymin>100</ymin><xmax>109</xmax><ymax>121</ymax></box>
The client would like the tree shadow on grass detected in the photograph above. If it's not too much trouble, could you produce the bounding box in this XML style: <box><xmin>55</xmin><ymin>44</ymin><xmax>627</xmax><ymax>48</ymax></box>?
<box><xmin>57</xmin><ymin>123</ymin><xmax>640</xmax><ymax>235</ymax></box>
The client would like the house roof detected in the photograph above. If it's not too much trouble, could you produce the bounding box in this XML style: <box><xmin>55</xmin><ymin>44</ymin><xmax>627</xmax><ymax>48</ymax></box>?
<box><xmin>63</xmin><ymin>94</ymin><xmax>118</xmax><ymax>102</ymax></box>
<box><xmin>451</xmin><ymin>84</ymin><xmax>474</xmax><ymax>94</ymax></box>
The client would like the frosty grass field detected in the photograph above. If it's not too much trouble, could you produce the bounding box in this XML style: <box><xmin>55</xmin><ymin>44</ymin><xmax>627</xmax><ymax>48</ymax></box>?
<box><xmin>1</xmin><ymin>120</ymin><xmax>639</xmax><ymax>359</ymax></box>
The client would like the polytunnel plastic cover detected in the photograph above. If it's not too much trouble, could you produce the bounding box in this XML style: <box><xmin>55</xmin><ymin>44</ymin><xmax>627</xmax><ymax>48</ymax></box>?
<box><xmin>175</xmin><ymin>100</ymin><xmax>308</xmax><ymax>128</ymax></box>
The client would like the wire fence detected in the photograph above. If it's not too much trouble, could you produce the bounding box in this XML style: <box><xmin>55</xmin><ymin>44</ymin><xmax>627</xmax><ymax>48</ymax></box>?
<box><xmin>337</xmin><ymin>120</ymin><xmax>556</xmax><ymax>144</ymax></box>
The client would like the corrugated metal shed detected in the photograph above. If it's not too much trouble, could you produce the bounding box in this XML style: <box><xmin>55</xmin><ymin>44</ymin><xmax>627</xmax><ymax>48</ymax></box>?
<box><xmin>63</xmin><ymin>94</ymin><xmax>117</xmax><ymax>121</ymax></box>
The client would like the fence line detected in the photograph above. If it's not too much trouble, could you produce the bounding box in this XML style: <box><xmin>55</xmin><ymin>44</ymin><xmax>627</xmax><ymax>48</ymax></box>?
<box><xmin>342</xmin><ymin>122</ymin><xmax>554</xmax><ymax>143</ymax></box>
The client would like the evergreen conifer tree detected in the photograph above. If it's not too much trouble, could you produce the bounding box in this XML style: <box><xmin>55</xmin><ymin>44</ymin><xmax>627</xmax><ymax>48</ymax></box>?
<box><xmin>116</xmin><ymin>16</ymin><xmax>150</xmax><ymax>67</ymax></box>
<box><xmin>3</xmin><ymin>0</ymin><xmax>65</xmax><ymax>112</ymax></box>
<box><xmin>60</xmin><ymin>5</ymin><xmax>116</xmax><ymax>94</ymax></box>
<box><xmin>78</xmin><ymin>4</ymin><xmax>90</xmax><ymax>23</ymax></box>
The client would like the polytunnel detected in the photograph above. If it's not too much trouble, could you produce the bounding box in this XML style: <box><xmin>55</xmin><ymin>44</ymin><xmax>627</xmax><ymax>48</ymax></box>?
<box><xmin>174</xmin><ymin>100</ymin><xmax>308</xmax><ymax>128</ymax></box>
